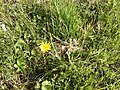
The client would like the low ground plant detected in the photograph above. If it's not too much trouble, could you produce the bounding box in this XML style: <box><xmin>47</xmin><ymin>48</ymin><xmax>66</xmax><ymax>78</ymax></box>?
<box><xmin>0</xmin><ymin>0</ymin><xmax>120</xmax><ymax>89</ymax></box>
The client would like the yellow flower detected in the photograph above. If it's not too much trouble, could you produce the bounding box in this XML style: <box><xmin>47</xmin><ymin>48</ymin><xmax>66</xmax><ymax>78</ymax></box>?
<box><xmin>40</xmin><ymin>42</ymin><xmax>51</xmax><ymax>53</ymax></box>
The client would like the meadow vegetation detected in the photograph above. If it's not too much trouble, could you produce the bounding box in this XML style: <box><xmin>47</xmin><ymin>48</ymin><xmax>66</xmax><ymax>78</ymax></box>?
<box><xmin>0</xmin><ymin>0</ymin><xmax>120</xmax><ymax>89</ymax></box>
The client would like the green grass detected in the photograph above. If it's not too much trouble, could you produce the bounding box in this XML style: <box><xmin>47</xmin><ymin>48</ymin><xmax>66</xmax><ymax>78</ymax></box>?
<box><xmin>0</xmin><ymin>0</ymin><xmax>120</xmax><ymax>90</ymax></box>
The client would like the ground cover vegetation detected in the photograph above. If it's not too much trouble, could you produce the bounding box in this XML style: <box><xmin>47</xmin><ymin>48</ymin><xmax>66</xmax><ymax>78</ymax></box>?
<box><xmin>0</xmin><ymin>0</ymin><xmax>120</xmax><ymax>89</ymax></box>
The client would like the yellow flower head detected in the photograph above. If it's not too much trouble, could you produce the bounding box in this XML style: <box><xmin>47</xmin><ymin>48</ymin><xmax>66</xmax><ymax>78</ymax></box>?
<box><xmin>40</xmin><ymin>42</ymin><xmax>51</xmax><ymax>53</ymax></box>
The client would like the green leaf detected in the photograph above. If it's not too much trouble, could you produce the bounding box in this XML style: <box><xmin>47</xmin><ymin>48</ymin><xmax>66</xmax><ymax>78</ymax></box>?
<box><xmin>41</xmin><ymin>80</ymin><xmax>52</xmax><ymax>90</ymax></box>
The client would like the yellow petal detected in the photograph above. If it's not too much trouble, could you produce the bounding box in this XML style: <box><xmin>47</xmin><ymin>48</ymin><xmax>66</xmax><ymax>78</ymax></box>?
<box><xmin>40</xmin><ymin>42</ymin><xmax>51</xmax><ymax>53</ymax></box>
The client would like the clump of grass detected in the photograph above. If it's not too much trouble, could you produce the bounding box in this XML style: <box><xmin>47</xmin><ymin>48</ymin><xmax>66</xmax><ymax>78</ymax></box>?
<box><xmin>0</xmin><ymin>0</ymin><xmax>120</xmax><ymax>90</ymax></box>
<box><xmin>49</xmin><ymin>0</ymin><xmax>82</xmax><ymax>40</ymax></box>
